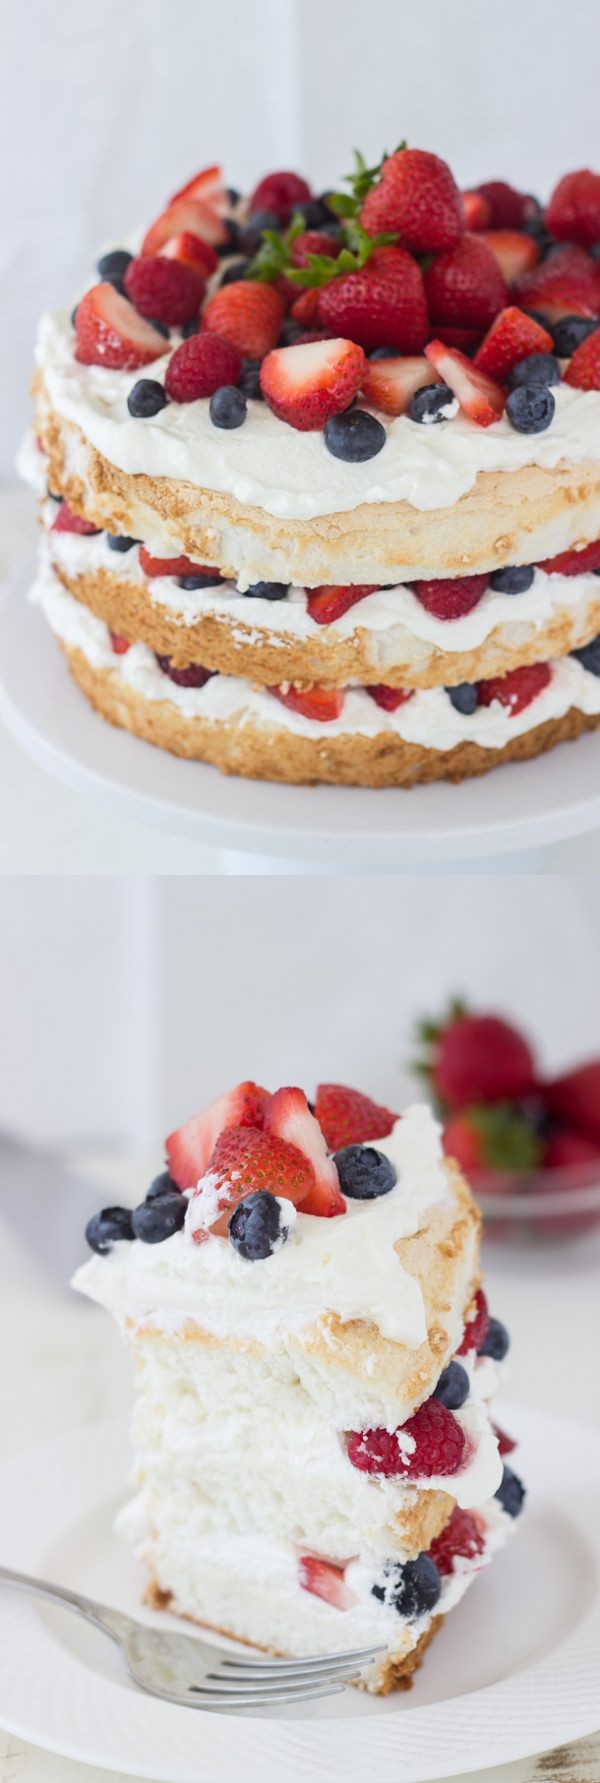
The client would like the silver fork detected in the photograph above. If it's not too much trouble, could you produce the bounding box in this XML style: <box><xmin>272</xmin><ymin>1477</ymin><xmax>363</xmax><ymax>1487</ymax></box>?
<box><xmin>0</xmin><ymin>1565</ymin><xmax>385</xmax><ymax>1710</ymax></box>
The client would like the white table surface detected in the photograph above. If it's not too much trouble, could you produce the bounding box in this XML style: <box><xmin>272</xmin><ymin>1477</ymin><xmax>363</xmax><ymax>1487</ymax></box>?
<box><xmin>0</xmin><ymin>1148</ymin><xmax>599</xmax><ymax>1783</ymax></box>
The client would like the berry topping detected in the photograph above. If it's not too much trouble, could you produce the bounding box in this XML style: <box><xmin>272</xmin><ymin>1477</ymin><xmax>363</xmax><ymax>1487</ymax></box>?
<box><xmin>202</xmin><ymin>283</ymin><xmax>284</xmax><ymax>360</ymax></box>
<box><xmin>244</xmin><ymin>581</ymin><xmax>289</xmax><ymax>600</ymax></box>
<box><xmin>127</xmin><ymin>379</ymin><xmax>168</xmax><ymax>418</ymax></box>
<box><xmin>85</xmin><ymin>1206</ymin><xmax>134</xmax><ymax>1253</ymax></box>
<box><xmin>461</xmin><ymin>191</ymin><xmax>491</xmax><ymax>231</ymax></box>
<box><xmin>473</xmin><ymin>308</ymin><xmax>554</xmax><ymax>382</ymax></box>
<box><xmin>271</xmin><ymin>684</ymin><xmax>345</xmax><ymax>723</ymax></box>
<box><xmin>493</xmin><ymin>1423</ymin><xmax>517</xmax><ymax>1457</ymax></box>
<box><xmin>477</xmin><ymin>660</ymin><xmax>552</xmax><ymax>712</ymax></box>
<box><xmin>409</xmin><ymin>384</ymin><xmax>457</xmax><ymax>424</ymax></box>
<box><xmin>324</xmin><ymin>408</ymin><xmax>386</xmax><ymax>460</ymax></box>
<box><xmin>545</xmin><ymin>169</ymin><xmax>600</xmax><ymax>248</ymax></box>
<box><xmin>139</xmin><ymin>547</ymin><xmax>218</xmax><ymax>580</ymax></box>
<box><xmin>514</xmin><ymin>244</ymin><xmax>600</xmax><ymax>322</ymax></box>
<box><xmin>260</xmin><ymin>337</ymin><xmax>366</xmax><ymax>431</ymax></box>
<box><xmin>447</xmin><ymin>683</ymin><xmax>478</xmax><ymax>715</ymax></box>
<box><xmin>166</xmin><ymin>1080</ymin><xmax>271</xmax><ymax>1190</ymax></box>
<box><xmin>298</xmin><ymin>1555</ymin><xmax>355</xmax><ymax>1611</ymax></box>
<box><xmin>507</xmin><ymin>352</ymin><xmax>561</xmax><ymax>390</ymax></box>
<box><xmin>538</xmin><ymin>540</ymin><xmax>600</xmax><ymax>577</ymax></box>
<box><xmin>314</xmin><ymin>1084</ymin><xmax>397</xmax><ymax>1150</ymax></box>
<box><xmin>495</xmin><ymin>1464</ymin><xmax>526</xmax><ymax>1518</ymax></box>
<box><xmin>169</xmin><ymin>164</ymin><xmax>227</xmax><ymax>210</ymax></box>
<box><xmin>367</xmin><ymin>684</ymin><xmax>414</xmax><ymax>711</ymax></box>
<box><xmin>410</xmin><ymin>574</ymin><xmax>489</xmax><ymax>621</ymax></box>
<box><xmin>478</xmin><ymin>1316</ymin><xmax>510</xmax><ymax>1360</ymax></box>
<box><xmin>306</xmin><ymin>585</ymin><xmax>379</xmax><ymax>625</ymax></box>
<box><xmin>347</xmin><ymin>1398</ymin><xmax>466</xmax><ymax>1479</ymax></box>
<box><xmin>161</xmin><ymin>232</ymin><xmax>218</xmax><ymax>279</ymax></box>
<box><xmin>424</xmin><ymin>341</ymin><xmax>505</xmax><ymax>427</ymax></box>
<box><xmin>483</xmin><ymin>230</ymin><xmax>540</xmax><ymax>286</ymax></box>
<box><xmin>52</xmin><ymin>501</ymin><xmax>100</xmax><ymax>536</ymax></box>
<box><xmin>361</xmin><ymin>355</ymin><xmax>442</xmax><ymax>418</ymax></box>
<box><xmin>443</xmin><ymin>1105</ymin><xmax>541</xmax><ymax>1181</ymax></box>
<box><xmin>124</xmin><ymin>255</ymin><xmax>203</xmax><ymax>326</ymax></box>
<box><xmin>418</xmin><ymin>1001</ymin><xmax>537</xmax><ymax>1110</ymax></box>
<box><xmin>372</xmin><ymin>1555</ymin><xmax>441</xmax><ymax>1620</ymax></box>
<box><xmin>317</xmin><ymin>247</ymin><xmax>428</xmax><ymax>354</ymax></box>
<box><xmin>165</xmin><ymin>333</ymin><xmax>242</xmax><ymax>401</ymax></box>
<box><xmin>131</xmin><ymin>1193</ymin><xmax>186</xmax><ymax>1244</ymax></box>
<box><xmin>106</xmin><ymin>534</ymin><xmax>139</xmax><ymax>552</ymax></box>
<box><xmin>110</xmin><ymin>632</ymin><xmax>130</xmax><ymax>655</ymax></box>
<box><xmin>193</xmin><ymin>1126</ymin><xmax>315</xmax><ymax>1238</ymax></box>
<box><xmin>489</xmin><ymin>565</ymin><xmax>535</xmax><ymax>593</ymax></box>
<box><xmin>145</xmin><ymin>1170</ymin><xmax>180</xmax><ymax>1202</ymax></box>
<box><xmin>97</xmin><ymin>248</ymin><xmax>133</xmax><ymax>283</ymax></box>
<box><xmin>333</xmin><ymin>1144</ymin><xmax>396</xmax><ymax>1199</ymax></box>
<box><xmin>238</xmin><ymin>357</ymin><xmax>264</xmax><ymax>398</ymax></box>
<box><xmin>573</xmin><ymin>635</ymin><xmax>600</xmax><ymax>676</ymax></box>
<box><xmin>266</xmin><ymin>1086</ymin><xmax>345</xmax><ymax>1216</ymax></box>
<box><xmin>505</xmin><ymin>384</ymin><xmax>555</xmax><ymax>433</ymax></box>
<box><xmin>209</xmin><ymin>385</ymin><xmax>247</xmax><ymax>429</ymax></box>
<box><xmin>551</xmin><ymin>315</ymin><xmax>599</xmax><ymax>356</ymax></box>
<box><xmin>360</xmin><ymin>149</ymin><xmax>464</xmax><ymax>253</ymax></box>
<box><xmin>474</xmin><ymin>181</ymin><xmax>537</xmax><ymax>230</ymax></box>
<box><xmin>424</xmin><ymin>235</ymin><xmax>508</xmax><ymax>333</ymax></box>
<box><xmin>564</xmin><ymin>326</ymin><xmax>600</xmax><ymax>391</ymax></box>
<box><xmin>433</xmin><ymin>1361</ymin><xmax>470</xmax><ymax>1410</ymax></box>
<box><xmin>457</xmin><ymin>1288</ymin><xmax>490</xmax><ymax>1356</ymax></box>
<box><xmin>228</xmin><ymin>1189</ymin><xmax>292</xmax><ymax>1260</ymax></box>
<box><xmin>142</xmin><ymin>198</ymin><xmax>229</xmax><ymax>258</ymax></box>
<box><xmin>75</xmin><ymin>285</ymin><xmax>168</xmax><ymax>371</ymax></box>
<box><xmin>544</xmin><ymin>1061</ymin><xmax>600</xmax><ymax>1143</ymax></box>
<box><xmin>155</xmin><ymin>656</ymin><xmax>213</xmax><ymax>688</ymax></box>
<box><xmin>428</xmin><ymin>1507</ymin><xmax>485</xmax><ymax>1576</ymax></box>
<box><xmin>249</xmin><ymin>171</ymin><xmax>312</xmax><ymax>227</ymax></box>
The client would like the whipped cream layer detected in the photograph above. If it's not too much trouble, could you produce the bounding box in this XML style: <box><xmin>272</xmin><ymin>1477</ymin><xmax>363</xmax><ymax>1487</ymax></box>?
<box><xmin>36</xmin><ymin>309</ymin><xmax>600</xmax><ymax>521</ymax></box>
<box><xmin>32</xmin><ymin>559</ymin><xmax>600</xmax><ymax>751</ymax></box>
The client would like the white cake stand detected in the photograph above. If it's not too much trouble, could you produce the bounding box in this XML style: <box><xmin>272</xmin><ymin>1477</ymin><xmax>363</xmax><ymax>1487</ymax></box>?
<box><xmin>3</xmin><ymin>563</ymin><xmax>600</xmax><ymax>869</ymax></box>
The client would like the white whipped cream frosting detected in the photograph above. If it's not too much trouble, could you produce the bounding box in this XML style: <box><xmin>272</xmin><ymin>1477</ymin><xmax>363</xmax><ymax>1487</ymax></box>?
<box><xmin>36</xmin><ymin>309</ymin><xmax>600</xmax><ymax>521</ymax></box>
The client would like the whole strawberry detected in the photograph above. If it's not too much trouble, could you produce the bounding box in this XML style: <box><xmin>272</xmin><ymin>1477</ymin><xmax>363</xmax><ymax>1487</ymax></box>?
<box><xmin>360</xmin><ymin>148</ymin><xmax>464</xmax><ymax>253</ymax></box>
<box><xmin>545</xmin><ymin>169</ymin><xmax>600</xmax><ymax>248</ymax></box>
<box><xmin>416</xmin><ymin>1000</ymin><xmax>537</xmax><ymax>1109</ymax></box>
<box><xmin>314</xmin><ymin>1083</ymin><xmax>397</xmax><ymax>1149</ymax></box>
<box><xmin>424</xmin><ymin>235</ymin><xmax>508</xmax><ymax>333</ymax></box>
<box><xmin>317</xmin><ymin>246</ymin><xmax>428</xmax><ymax>353</ymax></box>
<box><xmin>514</xmin><ymin>244</ymin><xmax>600</xmax><ymax>321</ymax></box>
<box><xmin>564</xmin><ymin>327</ymin><xmax>600</xmax><ymax>391</ymax></box>
<box><xmin>202</xmin><ymin>282</ymin><xmax>285</xmax><ymax>359</ymax></box>
<box><xmin>473</xmin><ymin>181</ymin><xmax>537</xmax><ymax>230</ymax></box>
<box><xmin>543</xmin><ymin>1061</ymin><xmax>600</xmax><ymax>1143</ymax></box>
<box><xmin>442</xmin><ymin>1104</ymin><xmax>542</xmax><ymax>1190</ymax></box>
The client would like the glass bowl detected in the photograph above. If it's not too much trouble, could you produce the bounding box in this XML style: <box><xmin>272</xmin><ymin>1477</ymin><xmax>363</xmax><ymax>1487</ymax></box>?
<box><xmin>471</xmin><ymin>1160</ymin><xmax>600</xmax><ymax>1244</ymax></box>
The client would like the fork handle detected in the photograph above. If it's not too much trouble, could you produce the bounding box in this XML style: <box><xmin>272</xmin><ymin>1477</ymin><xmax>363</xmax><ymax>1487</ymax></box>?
<box><xmin>0</xmin><ymin>1563</ymin><xmax>124</xmax><ymax>1637</ymax></box>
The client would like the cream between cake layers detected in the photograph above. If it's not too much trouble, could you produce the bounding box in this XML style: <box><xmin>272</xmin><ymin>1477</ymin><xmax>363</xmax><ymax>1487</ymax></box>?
<box><xmin>23</xmin><ymin>151</ymin><xmax>600</xmax><ymax>785</ymax></box>
<box><xmin>72</xmin><ymin>1081</ymin><xmax>525</xmax><ymax>1692</ymax></box>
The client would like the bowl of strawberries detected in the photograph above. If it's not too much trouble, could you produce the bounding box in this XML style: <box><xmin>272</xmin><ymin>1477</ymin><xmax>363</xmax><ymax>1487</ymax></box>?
<box><xmin>415</xmin><ymin>1000</ymin><xmax>600</xmax><ymax>1242</ymax></box>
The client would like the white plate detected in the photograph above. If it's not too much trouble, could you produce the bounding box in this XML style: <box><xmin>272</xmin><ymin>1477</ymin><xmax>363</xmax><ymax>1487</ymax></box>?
<box><xmin>3</xmin><ymin>566</ymin><xmax>600</xmax><ymax>866</ymax></box>
<box><xmin>0</xmin><ymin>1405</ymin><xmax>598</xmax><ymax>1783</ymax></box>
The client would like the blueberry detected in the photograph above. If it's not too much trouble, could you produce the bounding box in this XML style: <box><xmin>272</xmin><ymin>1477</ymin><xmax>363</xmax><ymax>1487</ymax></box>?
<box><xmin>278</xmin><ymin>318</ymin><xmax>304</xmax><ymax>346</ymax></box>
<box><xmin>521</xmin><ymin>220</ymin><xmax>554</xmax><ymax>256</ymax></box>
<box><xmin>219</xmin><ymin>258</ymin><xmax>251</xmax><ymax>287</ymax></box>
<box><xmin>239</xmin><ymin>358</ymin><xmax>264</xmax><ymax>399</ymax></box>
<box><xmin>131</xmin><ymin>1193</ymin><xmax>186</xmax><ymax>1243</ymax></box>
<box><xmin>244</xmin><ymin>581</ymin><xmax>289</xmax><ymax>600</ymax></box>
<box><xmin>71</xmin><ymin>305</ymin><xmax>79</xmax><ymax>328</ymax></box>
<box><xmin>369</xmin><ymin>346</ymin><xmax>397</xmax><ymax>360</ymax></box>
<box><xmin>97</xmin><ymin>248</ymin><xmax>133</xmax><ymax>282</ymax></box>
<box><xmin>589</xmin><ymin>244</ymin><xmax>600</xmax><ymax>262</ymax></box>
<box><xmin>523</xmin><ymin>309</ymin><xmax>551</xmax><ymax>331</ymax></box>
<box><xmin>226</xmin><ymin>186</ymin><xmax>240</xmax><ymax>206</ymax></box>
<box><xmin>127</xmin><ymin>380</ymin><xmax>168</xmax><ymax>419</ymax></box>
<box><xmin>333</xmin><ymin>1145</ymin><xmax>396</xmax><ymax>1199</ymax></box>
<box><xmin>506</xmin><ymin>385</ymin><xmax>555</xmax><ymax>434</ymax></box>
<box><xmin>146</xmin><ymin>318</ymin><xmax>170</xmax><ymax>340</ymax></box>
<box><xmin>85</xmin><ymin>1205</ymin><xmax>134</xmax><ymax>1254</ymax></box>
<box><xmin>293</xmin><ymin>198</ymin><xmax>332</xmax><ymax>229</ymax></box>
<box><xmin>47</xmin><ymin>485</ymin><xmax>62</xmax><ymax>503</ymax></box>
<box><xmin>489</xmin><ymin>564</ymin><xmax>535</xmax><ymax>594</ymax></box>
<box><xmin>106</xmin><ymin>533</ymin><xmax>140</xmax><ymax>552</ymax></box>
<box><xmin>478</xmin><ymin>1316</ymin><xmax>510</xmax><ymax>1360</ymax></box>
<box><xmin>145</xmin><ymin>1170</ymin><xmax>180</xmax><ymax>1202</ymax></box>
<box><xmin>228</xmin><ymin>1190</ymin><xmax>290</xmax><ymax>1261</ymax></box>
<box><xmin>507</xmin><ymin>354</ymin><xmax>561</xmax><ymax>390</ymax></box>
<box><xmin>495</xmin><ymin>1465</ymin><xmax>526</xmax><ymax>1518</ymax></box>
<box><xmin>240</xmin><ymin>210</ymin><xmax>280</xmax><ymax>255</ymax></box>
<box><xmin>552</xmin><ymin>315</ymin><xmax>599</xmax><ymax>356</ymax></box>
<box><xmin>572</xmin><ymin>632</ymin><xmax>600</xmax><ymax>676</ymax></box>
<box><xmin>409</xmin><ymin>383</ymin><xmax>456</xmax><ymax>424</ymax></box>
<box><xmin>217</xmin><ymin>217</ymin><xmax>241</xmax><ymax>255</ymax></box>
<box><xmin>180</xmin><ymin>316</ymin><xmax>200</xmax><ymax>338</ymax></box>
<box><xmin>177</xmin><ymin>572</ymin><xmax>219</xmax><ymax>589</ymax></box>
<box><xmin>372</xmin><ymin>1555</ymin><xmax>441</xmax><ymax>1619</ymax></box>
<box><xmin>324</xmin><ymin>409</ymin><xmax>386</xmax><ymax>461</ymax></box>
<box><xmin>447</xmin><ymin>683</ymin><xmax>478</xmax><ymax>715</ymax></box>
<box><xmin>433</xmin><ymin>1361</ymin><xmax>470</xmax><ymax>1410</ymax></box>
<box><xmin>209</xmin><ymin>385</ymin><xmax>247</xmax><ymax>429</ymax></box>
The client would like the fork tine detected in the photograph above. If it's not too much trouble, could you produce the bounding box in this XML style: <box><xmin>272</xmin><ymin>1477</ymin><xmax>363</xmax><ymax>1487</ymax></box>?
<box><xmin>192</xmin><ymin>1670</ymin><xmax>360</xmax><ymax>1698</ymax></box>
<box><xmin>208</xmin><ymin>1652</ymin><xmax>378</xmax><ymax>1683</ymax></box>
<box><xmin>185</xmin><ymin>1679</ymin><xmax>348</xmax><ymax>1707</ymax></box>
<box><xmin>218</xmin><ymin>1641</ymin><xmax>385</xmax><ymax>1675</ymax></box>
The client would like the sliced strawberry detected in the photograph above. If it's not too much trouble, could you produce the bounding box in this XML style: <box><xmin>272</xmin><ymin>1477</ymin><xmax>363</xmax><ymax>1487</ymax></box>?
<box><xmin>361</xmin><ymin>354</ymin><xmax>441</xmax><ymax>417</ymax></box>
<box><xmin>266</xmin><ymin>1087</ymin><xmax>345</xmax><ymax>1216</ymax></box>
<box><xmin>74</xmin><ymin>285</ymin><xmax>167</xmax><ymax>370</ymax></box>
<box><xmin>124</xmin><ymin>255</ymin><xmax>204</xmax><ymax>325</ymax></box>
<box><xmin>139</xmin><ymin>547</ymin><xmax>221</xmax><ymax>580</ymax></box>
<box><xmin>461</xmin><ymin>191</ymin><xmax>491</xmax><ymax>230</ymax></box>
<box><xmin>142</xmin><ymin>198</ymin><xmax>229</xmax><ymax>257</ymax></box>
<box><xmin>314</xmin><ymin>1084</ymin><xmax>397</xmax><ymax>1150</ymax></box>
<box><xmin>249</xmin><ymin>170</ymin><xmax>312</xmax><ymax>226</ymax></box>
<box><xmin>270</xmin><ymin>684</ymin><xmax>345</xmax><ymax>723</ymax></box>
<box><xmin>483</xmin><ymin>231</ymin><xmax>539</xmax><ymax>285</ymax></box>
<box><xmin>306</xmin><ymin>584</ymin><xmax>379</xmax><ymax>625</ymax></box>
<box><xmin>474</xmin><ymin>307</ymin><xmax>554</xmax><ymax>381</ymax></box>
<box><xmin>52</xmin><ymin>500</ymin><xmax>100</xmax><ymax>536</ymax></box>
<box><xmin>260</xmin><ymin>338</ymin><xmax>366</xmax><ymax>430</ymax></box>
<box><xmin>161</xmin><ymin>232</ymin><xmax>218</xmax><ymax>278</ymax></box>
<box><xmin>169</xmin><ymin>164</ymin><xmax>226</xmax><ymax>211</ymax></box>
<box><xmin>425</xmin><ymin>341</ymin><xmax>505</xmax><ymax>426</ymax></box>
<box><xmin>202</xmin><ymin>283</ymin><xmax>285</xmax><ymax>360</ymax></box>
<box><xmin>545</xmin><ymin>169</ymin><xmax>600</xmax><ymax>248</ymax></box>
<box><xmin>110</xmin><ymin>631</ymin><xmax>130</xmax><ymax>655</ymax></box>
<box><xmin>537</xmin><ymin>539</ymin><xmax>600</xmax><ymax>576</ymax></box>
<box><xmin>514</xmin><ymin>244</ymin><xmax>600</xmax><ymax>321</ymax></box>
<box><xmin>477</xmin><ymin>661</ymin><xmax>552</xmax><ymax>715</ymax></box>
<box><xmin>166</xmin><ymin>1080</ymin><xmax>271</xmax><ymax>1191</ymax></box>
<box><xmin>367</xmin><ymin>684</ymin><xmax>414</xmax><ymax>711</ymax></box>
<box><xmin>564</xmin><ymin>327</ymin><xmax>600</xmax><ymax>391</ymax></box>
<box><xmin>457</xmin><ymin>1288</ymin><xmax>490</xmax><ymax>1356</ymax></box>
<box><xmin>410</xmin><ymin>573</ymin><xmax>489</xmax><ymax>620</ymax></box>
<box><xmin>298</xmin><ymin>1555</ymin><xmax>355</xmax><ymax>1610</ymax></box>
<box><xmin>190</xmin><ymin>1126</ymin><xmax>316</xmax><ymax>1238</ymax></box>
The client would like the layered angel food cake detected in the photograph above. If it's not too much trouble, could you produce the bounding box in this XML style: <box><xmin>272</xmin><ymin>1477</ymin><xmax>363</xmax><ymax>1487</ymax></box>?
<box><xmin>22</xmin><ymin>151</ymin><xmax>600</xmax><ymax>785</ymax></box>
<box><xmin>73</xmin><ymin>1081</ymin><xmax>525</xmax><ymax>1692</ymax></box>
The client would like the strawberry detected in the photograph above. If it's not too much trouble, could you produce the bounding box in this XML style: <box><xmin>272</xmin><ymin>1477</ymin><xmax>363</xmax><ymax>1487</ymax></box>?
<box><xmin>166</xmin><ymin>1080</ymin><xmax>271</xmax><ymax>1191</ymax></box>
<box><xmin>249</xmin><ymin>170</ymin><xmax>312</xmax><ymax>226</ymax></box>
<box><xmin>410</xmin><ymin>573</ymin><xmax>489</xmax><ymax>620</ymax></box>
<box><xmin>142</xmin><ymin>198</ymin><xmax>229</xmax><ymax>256</ymax></box>
<box><xmin>124</xmin><ymin>255</ymin><xmax>204</xmax><ymax>325</ymax></box>
<box><xmin>360</xmin><ymin>148</ymin><xmax>464</xmax><ymax>253</ymax></box>
<box><xmin>192</xmin><ymin>1125</ymin><xmax>316</xmax><ymax>1237</ymax></box>
<box><xmin>139</xmin><ymin>547</ymin><xmax>221</xmax><ymax>579</ymax></box>
<box><xmin>424</xmin><ymin>236</ymin><xmax>508</xmax><ymax>333</ymax></box>
<box><xmin>537</xmin><ymin>539</ymin><xmax>600</xmax><ymax>576</ymax></box>
<box><xmin>270</xmin><ymin>683</ymin><xmax>345</xmax><ymax>723</ymax></box>
<box><xmin>266</xmin><ymin>1086</ymin><xmax>345</xmax><ymax>1216</ymax></box>
<box><xmin>360</xmin><ymin>354</ymin><xmax>441</xmax><ymax>417</ymax></box>
<box><xmin>428</xmin><ymin>1507</ymin><xmax>485</xmax><ymax>1576</ymax></box>
<box><xmin>461</xmin><ymin>192</ymin><xmax>491</xmax><ymax>231</ymax></box>
<box><xmin>202</xmin><ymin>283</ymin><xmax>285</xmax><ymax>359</ymax></box>
<box><xmin>443</xmin><ymin>1105</ymin><xmax>542</xmax><ymax>1186</ymax></box>
<box><xmin>290</xmin><ymin>231</ymin><xmax>342</xmax><ymax>269</ymax></box>
<box><xmin>110</xmin><ymin>631</ymin><xmax>130</xmax><ymax>654</ymax></box>
<box><xmin>314</xmin><ymin>1084</ymin><xmax>397</xmax><ymax>1150</ymax></box>
<box><xmin>457</xmin><ymin>1288</ymin><xmax>490</xmax><ymax>1355</ymax></box>
<box><xmin>493</xmin><ymin>1423</ymin><xmax>517</xmax><ymax>1456</ymax></box>
<box><xmin>434</xmin><ymin>325</ymin><xmax>482</xmax><ymax>352</ymax></box>
<box><xmin>545</xmin><ymin>169</ymin><xmax>600</xmax><ymax>248</ymax></box>
<box><xmin>483</xmin><ymin>230</ymin><xmax>540</xmax><ymax>286</ymax></box>
<box><xmin>513</xmin><ymin>244</ymin><xmax>600</xmax><ymax>321</ymax></box>
<box><xmin>165</xmin><ymin>333</ymin><xmax>241</xmax><ymax>402</ymax></box>
<box><xmin>543</xmin><ymin>1128</ymin><xmax>600</xmax><ymax>1171</ymax></box>
<box><xmin>290</xmin><ymin>289</ymin><xmax>322</xmax><ymax>327</ymax></box>
<box><xmin>564</xmin><ymin>327</ymin><xmax>600</xmax><ymax>391</ymax></box>
<box><xmin>74</xmin><ymin>284</ymin><xmax>167</xmax><ymax>370</ymax></box>
<box><xmin>347</xmin><ymin>1400</ymin><xmax>466</xmax><ymax>1479</ymax></box>
<box><xmin>169</xmin><ymin>164</ymin><xmax>226</xmax><ymax>211</ymax></box>
<box><xmin>161</xmin><ymin>232</ymin><xmax>218</xmax><ymax>279</ymax></box>
<box><xmin>543</xmin><ymin>1062</ymin><xmax>600</xmax><ymax>1143</ymax></box>
<box><xmin>424</xmin><ymin>341</ymin><xmax>505</xmax><ymax>426</ymax></box>
<box><xmin>52</xmin><ymin>500</ymin><xmax>100</xmax><ymax>536</ymax></box>
<box><xmin>317</xmin><ymin>246</ymin><xmax>428</xmax><ymax>353</ymax></box>
<box><xmin>473</xmin><ymin>181</ymin><xmax>537</xmax><ymax>229</ymax></box>
<box><xmin>474</xmin><ymin>307</ymin><xmax>554</xmax><ymax>381</ymax></box>
<box><xmin>306</xmin><ymin>584</ymin><xmax>379</xmax><ymax>625</ymax></box>
<box><xmin>260</xmin><ymin>338</ymin><xmax>366</xmax><ymax>430</ymax></box>
<box><xmin>416</xmin><ymin>1001</ymin><xmax>537</xmax><ymax>1108</ymax></box>
<box><xmin>477</xmin><ymin>661</ymin><xmax>552</xmax><ymax>714</ymax></box>
<box><xmin>367</xmin><ymin>684</ymin><xmax>414</xmax><ymax>711</ymax></box>
<box><xmin>156</xmin><ymin>657</ymin><xmax>214</xmax><ymax>689</ymax></box>
<box><xmin>298</xmin><ymin>1555</ymin><xmax>355</xmax><ymax>1610</ymax></box>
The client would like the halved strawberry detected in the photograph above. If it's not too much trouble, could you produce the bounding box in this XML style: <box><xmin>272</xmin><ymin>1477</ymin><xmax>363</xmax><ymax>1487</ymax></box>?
<box><xmin>425</xmin><ymin>341</ymin><xmax>505</xmax><ymax>426</ymax></box>
<box><xmin>537</xmin><ymin>539</ymin><xmax>600</xmax><ymax>576</ymax></box>
<box><xmin>139</xmin><ymin>547</ymin><xmax>220</xmax><ymax>580</ymax></box>
<box><xmin>190</xmin><ymin>1124</ymin><xmax>315</xmax><ymax>1237</ymax></box>
<box><xmin>75</xmin><ymin>285</ymin><xmax>167</xmax><ymax>370</ymax></box>
<box><xmin>298</xmin><ymin>1555</ymin><xmax>355</xmax><ymax>1610</ymax></box>
<box><xmin>142</xmin><ymin>198</ymin><xmax>229</xmax><ymax>257</ymax></box>
<box><xmin>266</xmin><ymin>1087</ymin><xmax>346</xmax><ymax>1216</ymax></box>
<box><xmin>202</xmin><ymin>283</ymin><xmax>285</xmax><ymax>360</ymax></box>
<box><xmin>306</xmin><ymin>585</ymin><xmax>379</xmax><ymax>625</ymax></box>
<box><xmin>161</xmin><ymin>232</ymin><xmax>218</xmax><ymax>278</ymax></box>
<box><xmin>410</xmin><ymin>574</ymin><xmax>489</xmax><ymax>620</ymax></box>
<box><xmin>270</xmin><ymin>684</ymin><xmax>345</xmax><ymax>722</ymax></box>
<box><xmin>483</xmin><ymin>231</ymin><xmax>539</xmax><ymax>285</ymax></box>
<box><xmin>564</xmin><ymin>327</ymin><xmax>600</xmax><ymax>391</ymax></box>
<box><xmin>367</xmin><ymin>684</ymin><xmax>414</xmax><ymax>711</ymax></box>
<box><xmin>474</xmin><ymin>307</ymin><xmax>554</xmax><ymax>381</ymax></box>
<box><xmin>52</xmin><ymin>500</ymin><xmax>100</xmax><ymax>535</ymax></box>
<box><xmin>361</xmin><ymin>354</ymin><xmax>441</xmax><ymax>417</ymax></box>
<box><xmin>169</xmin><ymin>164</ymin><xmax>226</xmax><ymax>211</ymax></box>
<box><xmin>461</xmin><ymin>191</ymin><xmax>491</xmax><ymax>231</ymax></box>
<box><xmin>166</xmin><ymin>1080</ymin><xmax>271</xmax><ymax>1191</ymax></box>
<box><xmin>260</xmin><ymin>338</ymin><xmax>366</xmax><ymax>430</ymax></box>
<box><xmin>314</xmin><ymin>1084</ymin><xmax>398</xmax><ymax>1150</ymax></box>
<box><xmin>477</xmin><ymin>661</ymin><xmax>552</xmax><ymax>715</ymax></box>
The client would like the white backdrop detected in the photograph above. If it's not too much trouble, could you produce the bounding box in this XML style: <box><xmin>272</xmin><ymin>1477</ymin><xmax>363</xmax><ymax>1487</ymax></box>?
<box><xmin>2</xmin><ymin>0</ymin><xmax>600</xmax><ymax>476</ymax></box>
<box><xmin>1</xmin><ymin>876</ymin><xmax>598</xmax><ymax>1147</ymax></box>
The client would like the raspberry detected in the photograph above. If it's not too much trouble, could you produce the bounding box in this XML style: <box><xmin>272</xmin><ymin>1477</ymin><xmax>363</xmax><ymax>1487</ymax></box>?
<box><xmin>428</xmin><ymin>1507</ymin><xmax>485</xmax><ymax>1576</ymax></box>
<box><xmin>346</xmin><ymin>1397</ymin><xmax>466</xmax><ymax>1479</ymax></box>
<box><xmin>52</xmin><ymin>500</ymin><xmax>100</xmax><ymax>536</ymax></box>
<box><xmin>457</xmin><ymin>1287</ymin><xmax>490</xmax><ymax>1355</ymax></box>
<box><xmin>124</xmin><ymin>255</ymin><xmax>204</xmax><ymax>325</ymax></box>
<box><xmin>165</xmin><ymin>333</ymin><xmax>241</xmax><ymax>402</ymax></box>
<box><xmin>410</xmin><ymin>575</ymin><xmax>489</xmax><ymax>621</ymax></box>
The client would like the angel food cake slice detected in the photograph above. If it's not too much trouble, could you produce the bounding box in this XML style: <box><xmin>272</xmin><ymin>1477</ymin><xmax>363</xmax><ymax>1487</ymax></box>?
<box><xmin>73</xmin><ymin>1082</ymin><xmax>525</xmax><ymax>1693</ymax></box>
